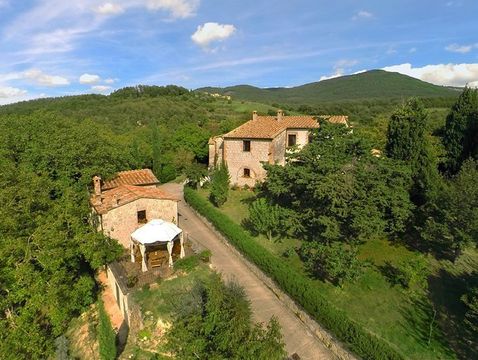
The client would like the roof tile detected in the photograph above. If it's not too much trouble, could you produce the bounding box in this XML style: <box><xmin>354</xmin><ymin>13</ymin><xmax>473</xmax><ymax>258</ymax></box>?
<box><xmin>91</xmin><ymin>184</ymin><xmax>179</xmax><ymax>215</ymax></box>
<box><xmin>222</xmin><ymin>114</ymin><xmax>348</xmax><ymax>139</ymax></box>
<box><xmin>102</xmin><ymin>169</ymin><xmax>159</xmax><ymax>190</ymax></box>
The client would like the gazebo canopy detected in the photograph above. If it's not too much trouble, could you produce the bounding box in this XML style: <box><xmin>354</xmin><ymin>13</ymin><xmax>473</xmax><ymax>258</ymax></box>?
<box><xmin>131</xmin><ymin>219</ymin><xmax>182</xmax><ymax>245</ymax></box>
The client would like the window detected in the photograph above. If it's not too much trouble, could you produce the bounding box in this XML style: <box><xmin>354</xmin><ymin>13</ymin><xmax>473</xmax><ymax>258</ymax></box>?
<box><xmin>243</xmin><ymin>168</ymin><xmax>251</xmax><ymax>178</ymax></box>
<box><xmin>288</xmin><ymin>134</ymin><xmax>297</xmax><ymax>147</ymax></box>
<box><xmin>243</xmin><ymin>140</ymin><xmax>251</xmax><ymax>152</ymax></box>
<box><xmin>137</xmin><ymin>210</ymin><xmax>147</xmax><ymax>224</ymax></box>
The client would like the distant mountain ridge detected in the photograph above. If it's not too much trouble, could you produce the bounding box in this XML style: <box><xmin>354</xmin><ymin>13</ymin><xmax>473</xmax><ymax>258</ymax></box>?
<box><xmin>197</xmin><ymin>70</ymin><xmax>460</xmax><ymax>104</ymax></box>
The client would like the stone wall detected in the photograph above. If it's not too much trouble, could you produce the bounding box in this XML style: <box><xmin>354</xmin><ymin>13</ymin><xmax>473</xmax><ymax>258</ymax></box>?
<box><xmin>271</xmin><ymin>130</ymin><xmax>286</xmax><ymax>165</ymax></box>
<box><xmin>106</xmin><ymin>264</ymin><xmax>132</xmax><ymax>324</ymax></box>
<box><xmin>101</xmin><ymin>198</ymin><xmax>178</xmax><ymax>248</ymax></box>
<box><xmin>286</xmin><ymin>128</ymin><xmax>310</xmax><ymax>149</ymax></box>
<box><xmin>208</xmin><ymin>137</ymin><xmax>223</xmax><ymax>169</ymax></box>
<box><xmin>224</xmin><ymin>138</ymin><xmax>271</xmax><ymax>186</ymax></box>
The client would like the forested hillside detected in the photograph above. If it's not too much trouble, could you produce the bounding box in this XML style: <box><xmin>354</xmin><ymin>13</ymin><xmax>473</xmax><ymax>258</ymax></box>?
<box><xmin>199</xmin><ymin>70</ymin><xmax>460</xmax><ymax>104</ymax></box>
<box><xmin>0</xmin><ymin>86</ymin><xmax>277</xmax><ymax>359</ymax></box>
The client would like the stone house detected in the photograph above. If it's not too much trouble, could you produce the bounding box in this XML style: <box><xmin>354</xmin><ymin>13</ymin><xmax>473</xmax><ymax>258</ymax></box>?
<box><xmin>209</xmin><ymin>110</ymin><xmax>348</xmax><ymax>186</ymax></box>
<box><xmin>90</xmin><ymin>169</ymin><xmax>179</xmax><ymax>249</ymax></box>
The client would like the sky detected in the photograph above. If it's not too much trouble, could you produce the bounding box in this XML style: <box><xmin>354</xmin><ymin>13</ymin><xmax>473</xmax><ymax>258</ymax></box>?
<box><xmin>0</xmin><ymin>0</ymin><xmax>477</xmax><ymax>104</ymax></box>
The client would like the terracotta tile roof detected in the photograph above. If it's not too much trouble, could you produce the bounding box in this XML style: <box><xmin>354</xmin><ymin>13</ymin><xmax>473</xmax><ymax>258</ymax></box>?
<box><xmin>102</xmin><ymin>169</ymin><xmax>159</xmax><ymax>190</ymax></box>
<box><xmin>318</xmin><ymin>115</ymin><xmax>349</xmax><ymax>126</ymax></box>
<box><xmin>223</xmin><ymin>115</ymin><xmax>320</xmax><ymax>139</ymax></box>
<box><xmin>91</xmin><ymin>184</ymin><xmax>179</xmax><ymax>215</ymax></box>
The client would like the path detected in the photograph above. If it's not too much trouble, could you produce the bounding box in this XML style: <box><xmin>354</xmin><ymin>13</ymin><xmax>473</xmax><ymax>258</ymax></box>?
<box><xmin>160</xmin><ymin>183</ymin><xmax>334</xmax><ymax>360</ymax></box>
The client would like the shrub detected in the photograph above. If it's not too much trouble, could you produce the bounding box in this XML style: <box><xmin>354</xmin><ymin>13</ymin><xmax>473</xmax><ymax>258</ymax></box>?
<box><xmin>126</xmin><ymin>274</ymin><xmax>138</xmax><ymax>288</ymax></box>
<box><xmin>199</xmin><ymin>249</ymin><xmax>212</xmax><ymax>263</ymax></box>
<box><xmin>184</xmin><ymin>188</ymin><xmax>404</xmax><ymax>360</ymax></box>
<box><xmin>381</xmin><ymin>257</ymin><xmax>429</xmax><ymax>290</ymax></box>
<box><xmin>97</xmin><ymin>300</ymin><xmax>116</xmax><ymax>360</ymax></box>
<box><xmin>174</xmin><ymin>254</ymin><xmax>200</xmax><ymax>272</ymax></box>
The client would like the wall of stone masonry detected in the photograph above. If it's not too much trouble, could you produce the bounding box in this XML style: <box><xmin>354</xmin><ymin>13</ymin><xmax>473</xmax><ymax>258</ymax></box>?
<box><xmin>224</xmin><ymin>138</ymin><xmax>271</xmax><ymax>187</ymax></box>
<box><xmin>101</xmin><ymin>198</ymin><xmax>178</xmax><ymax>248</ymax></box>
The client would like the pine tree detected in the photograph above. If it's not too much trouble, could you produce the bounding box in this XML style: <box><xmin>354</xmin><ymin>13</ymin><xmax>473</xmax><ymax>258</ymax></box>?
<box><xmin>209</xmin><ymin>161</ymin><xmax>230</xmax><ymax>207</ymax></box>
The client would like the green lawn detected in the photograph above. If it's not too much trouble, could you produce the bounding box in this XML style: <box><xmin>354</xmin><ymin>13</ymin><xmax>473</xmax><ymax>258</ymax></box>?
<box><xmin>196</xmin><ymin>187</ymin><xmax>478</xmax><ymax>359</ymax></box>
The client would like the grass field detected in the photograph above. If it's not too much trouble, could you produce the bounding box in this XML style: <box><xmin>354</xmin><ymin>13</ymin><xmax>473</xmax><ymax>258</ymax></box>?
<box><xmin>196</xmin><ymin>187</ymin><xmax>478</xmax><ymax>359</ymax></box>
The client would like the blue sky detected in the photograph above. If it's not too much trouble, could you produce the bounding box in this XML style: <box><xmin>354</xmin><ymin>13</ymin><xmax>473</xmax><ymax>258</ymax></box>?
<box><xmin>0</xmin><ymin>0</ymin><xmax>477</xmax><ymax>104</ymax></box>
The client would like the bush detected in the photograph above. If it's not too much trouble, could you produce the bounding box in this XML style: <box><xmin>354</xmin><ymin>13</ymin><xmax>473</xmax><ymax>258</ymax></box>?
<box><xmin>174</xmin><ymin>254</ymin><xmax>200</xmax><ymax>272</ymax></box>
<box><xmin>381</xmin><ymin>258</ymin><xmax>429</xmax><ymax>290</ymax></box>
<box><xmin>97</xmin><ymin>300</ymin><xmax>116</xmax><ymax>360</ymax></box>
<box><xmin>199</xmin><ymin>249</ymin><xmax>212</xmax><ymax>262</ymax></box>
<box><xmin>184</xmin><ymin>187</ymin><xmax>404</xmax><ymax>360</ymax></box>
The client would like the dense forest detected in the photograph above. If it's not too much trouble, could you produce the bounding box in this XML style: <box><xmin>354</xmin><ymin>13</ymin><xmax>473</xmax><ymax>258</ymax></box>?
<box><xmin>0</xmin><ymin>83</ymin><xmax>475</xmax><ymax>358</ymax></box>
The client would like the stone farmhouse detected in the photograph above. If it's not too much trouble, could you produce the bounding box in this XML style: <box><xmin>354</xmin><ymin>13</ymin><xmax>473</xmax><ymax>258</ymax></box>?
<box><xmin>90</xmin><ymin>169</ymin><xmax>179</xmax><ymax>249</ymax></box>
<box><xmin>208</xmin><ymin>110</ymin><xmax>348</xmax><ymax>186</ymax></box>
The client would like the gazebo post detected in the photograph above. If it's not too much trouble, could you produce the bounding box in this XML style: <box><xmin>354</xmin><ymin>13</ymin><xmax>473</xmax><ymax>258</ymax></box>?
<box><xmin>167</xmin><ymin>241</ymin><xmax>173</xmax><ymax>267</ymax></box>
<box><xmin>139</xmin><ymin>244</ymin><xmax>148</xmax><ymax>272</ymax></box>
<box><xmin>180</xmin><ymin>232</ymin><xmax>185</xmax><ymax>259</ymax></box>
<box><xmin>130</xmin><ymin>240</ymin><xmax>135</xmax><ymax>263</ymax></box>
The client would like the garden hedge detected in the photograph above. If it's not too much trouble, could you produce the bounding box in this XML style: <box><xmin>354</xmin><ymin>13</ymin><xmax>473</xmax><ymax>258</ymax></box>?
<box><xmin>184</xmin><ymin>187</ymin><xmax>404</xmax><ymax>360</ymax></box>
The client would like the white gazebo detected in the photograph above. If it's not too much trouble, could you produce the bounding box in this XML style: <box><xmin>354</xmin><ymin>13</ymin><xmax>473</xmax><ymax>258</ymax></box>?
<box><xmin>130</xmin><ymin>219</ymin><xmax>185</xmax><ymax>272</ymax></box>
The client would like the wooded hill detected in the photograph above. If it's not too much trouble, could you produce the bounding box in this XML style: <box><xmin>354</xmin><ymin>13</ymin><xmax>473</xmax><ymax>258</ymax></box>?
<box><xmin>198</xmin><ymin>70</ymin><xmax>460</xmax><ymax>104</ymax></box>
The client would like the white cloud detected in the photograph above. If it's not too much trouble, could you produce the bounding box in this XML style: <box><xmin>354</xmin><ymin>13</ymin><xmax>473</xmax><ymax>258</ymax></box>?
<box><xmin>191</xmin><ymin>22</ymin><xmax>236</xmax><ymax>48</ymax></box>
<box><xmin>79</xmin><ymin>73</ymin><xmax>101</xmax><ymax>84</ymax></box>
<box><xmin>320</xmin><ymin>59</ymin><xmax>358</xmax><ymax>81</ymax></box>
<box><xmin>104</xmin><ymin>78</ymin><xmax>116</xmax><ymax>84</ymax></box>
<box><xmin>91</xmin><ymin>85</ymin><xmax>112</xmax><ymax>93</ymax></box>
<box><xmin>0</xmin><ymin>86</ymin><xmax>27</xmax><ymax>98</ymax></box>
<box><xmin>353</xmin><ymin>10</ymin><xmax>373</xmax><ymax>20</ymax></box>
<box><xmin>23</xmin><ymin>69</ymin><xmax>70</xmax><ymax>86</ymax></box>
<box><xmin>95</xmin><ymin>2</ymin><xmax>125</xmax><ymax>15</ymax></box>
<box><xmin>382</xmin><ymin>63</ymin><xmax>478</xmax><ymax>87</ymax></box>
<box><xmin>147</xmin><ymin>0</ymin><xmax>199</xmax><ymax>19</ymax></box>
<box><xmin>445</xmin><ymin>43</ymin><xmax>477</xmax><ymax>54</ymax></box>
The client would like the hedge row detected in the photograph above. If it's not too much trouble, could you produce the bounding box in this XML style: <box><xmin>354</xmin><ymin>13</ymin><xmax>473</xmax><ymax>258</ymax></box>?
<box><xmin>184</xmin><ymin>187</ymin><xmax>404</xmax><ymax>360</ymax></box>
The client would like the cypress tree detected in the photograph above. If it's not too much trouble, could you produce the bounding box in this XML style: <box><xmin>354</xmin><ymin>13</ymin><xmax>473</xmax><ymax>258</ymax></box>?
<box><xmin>210</xmin><ymin>161</ymin><xmax>230</xmax><ymax>207</ymax></box>
<box><xmin>443</xmin><ymin>87</ymin><xmax>478</xmax><ymax>174</ymax></box>
<box><xmin>386</xmin><ymin>98</ymin><xmax>438</xmax><ymax>205</ymax></box>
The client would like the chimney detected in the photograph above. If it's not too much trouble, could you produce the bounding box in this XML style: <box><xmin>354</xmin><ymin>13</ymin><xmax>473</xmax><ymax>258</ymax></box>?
<box><xmin>93</xmin><ymin>175</ymin><xmax>102</xmax><ymax>197</ymax></box>
<box><xmin>252</xmin><ymin>110</ymin><xmax>258</xmax><ymax>121</ymax></box>
<box><xmin>277</xmin><ymin>110</ymin><xmax>283</xmax><ymax>121</ymax></box>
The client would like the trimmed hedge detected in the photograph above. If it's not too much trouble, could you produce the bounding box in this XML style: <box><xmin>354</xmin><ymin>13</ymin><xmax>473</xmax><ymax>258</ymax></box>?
<box><xmin>184</xmin><ymin>187</ymin><xmax>404</xmax><ymax>360</ymax></box>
